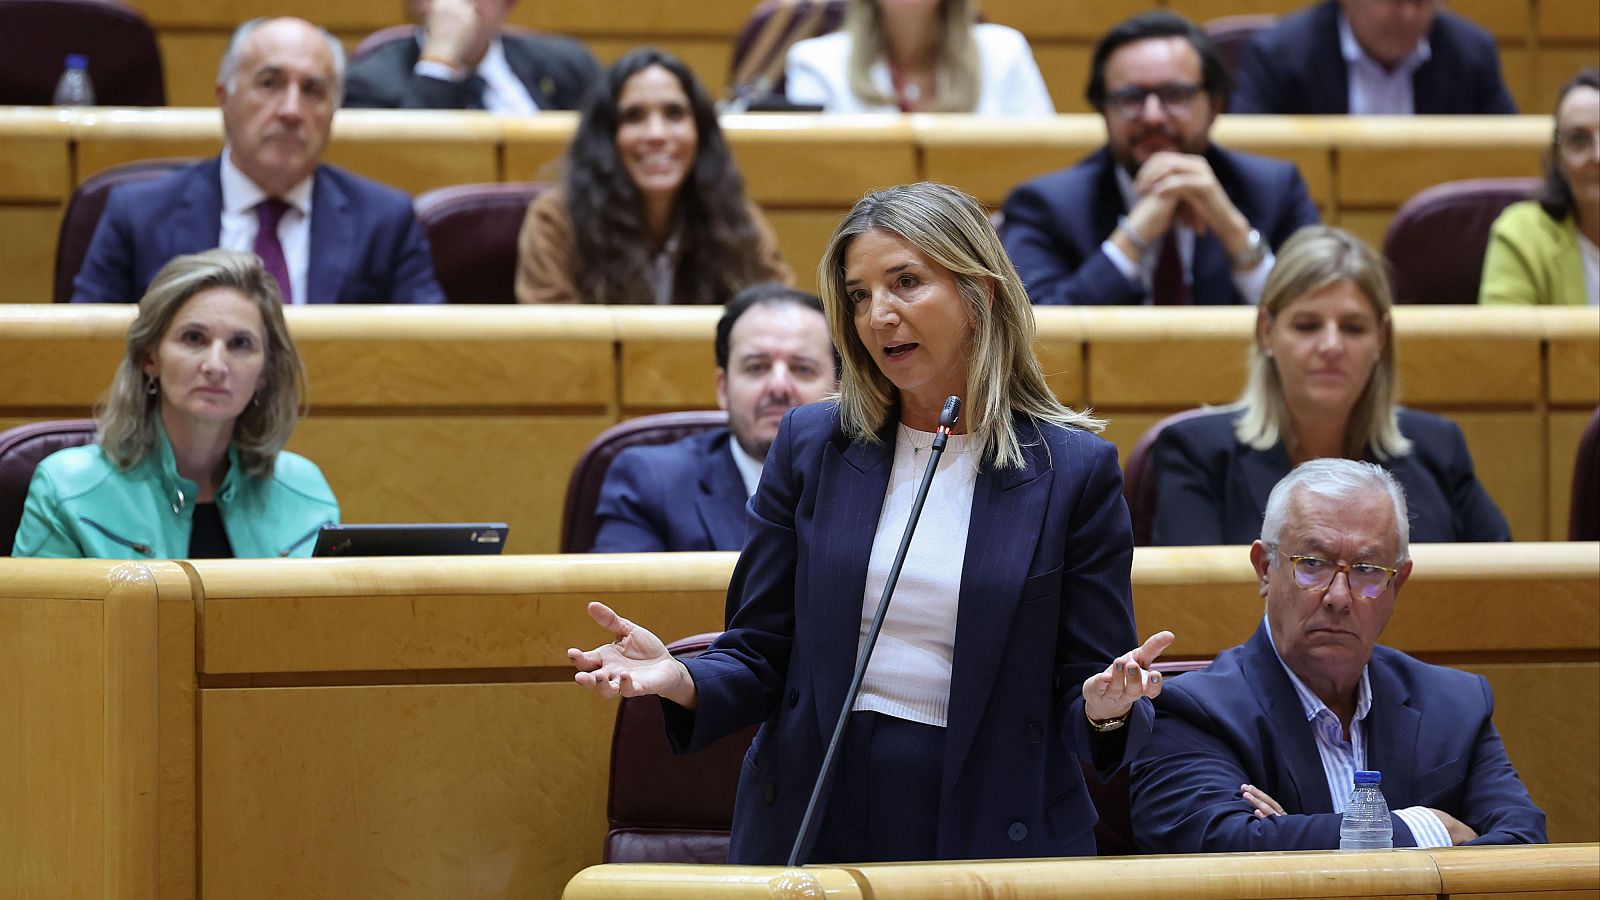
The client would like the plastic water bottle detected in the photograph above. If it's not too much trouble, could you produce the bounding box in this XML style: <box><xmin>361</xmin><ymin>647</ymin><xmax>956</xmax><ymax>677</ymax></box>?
<box><xmin>1339</xmin><ymin>769</ymin><xmax>1394</xmax><ymax>850</ymax></box>
<box><xmin>52</xmin><ymin>54</ymin><xmax>95</xmax><ymax>106</ymax></box>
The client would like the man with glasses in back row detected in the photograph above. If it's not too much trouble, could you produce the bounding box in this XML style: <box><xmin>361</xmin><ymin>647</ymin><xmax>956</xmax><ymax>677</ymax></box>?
<box><xmin>1001</xmin><ymin>11</ymin><xmax>1319</xmax><ymax>306</ymax></box>
<box><xmin>1129</xmin><ymin>458</ymin><xmax>1547</xmax><ymax>853</ymax></box>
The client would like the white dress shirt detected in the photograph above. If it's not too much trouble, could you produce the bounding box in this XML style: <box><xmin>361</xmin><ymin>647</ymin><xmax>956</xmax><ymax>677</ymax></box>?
<box><xmin>785</xmin><ymin>24</ymin><xmax>1054</xmax><ymax>117</ymax></box>
<box><xmin>1578</xmin><ymin>229</ymin><xmax>1600</xmax><ymax>305</ymax></box>
<box><xmin>1339</xmin><ymin>13</ymin><xmax>1431</xmax><ymax>115</ymax></box>
<box><xmin>1265</xmin><ymin>620</ymin><xmax>1453</xmax><ymax>847</ymax></box>
<box><xmin>413</xmin><ymin>36</ymin><xmax>539</xmax><ymax>115</ymax></box>
<box><xmin>1098</xmin><ymin>166</ymin><xmax>1274</xmax><ymax>305</ymax></box>
<box><xmin>729</xmin><ymin>435</ymin><xmax>764</xmax><ymax>498</ymax></box>
<box><xmin>218</xmin><ymin>151</ymin><xmax>313</xmax><ymax>305</ymax></box>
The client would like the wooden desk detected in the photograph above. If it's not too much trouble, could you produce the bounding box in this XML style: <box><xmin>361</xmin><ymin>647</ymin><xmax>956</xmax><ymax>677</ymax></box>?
<box><xmin>563</xmin><ymin>843</ymin><xmax>1600</xmax><ymax>900</ymax></box>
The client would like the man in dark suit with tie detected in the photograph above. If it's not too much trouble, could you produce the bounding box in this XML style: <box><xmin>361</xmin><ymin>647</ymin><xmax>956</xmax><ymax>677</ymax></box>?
<box><xmin>1130</xmin><ymin>458</ymin><xmax>1546</xmax><ymax>853</ymax></box>
<box><xmin>590</xmin><ymin>285</ymin><xmax>837</xmax><ymax>555</ymax></box>
<box><xmin>1231</xmin><ymin>0</ymin><xmax>1516</xmax><ymax>115</ymax></box>
<box><xmin>1001</xmin><ymin>11</ymin><xmax>1320</xmax><ymax>306</ymax></box>
<box><xmin>72</xmin><ymin>17</ymin><xmax>445</xmax><ymax>304</ymax></box>
<box><xmin>342</xmin><ymin>0</ymin><xmax>599</xmax><ymax>112</ymax></box>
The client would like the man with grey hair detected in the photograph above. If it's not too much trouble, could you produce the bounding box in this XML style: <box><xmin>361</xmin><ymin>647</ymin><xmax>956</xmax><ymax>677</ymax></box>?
<box><xmin>73</xmin><ymin>17</ymin><xmax>445</xmax><ymax>303</ymax></box>
<box><xmin>1130</xmin><ymin>458</ymin><xmax>1545</xmax><ymax>852</ymax></box>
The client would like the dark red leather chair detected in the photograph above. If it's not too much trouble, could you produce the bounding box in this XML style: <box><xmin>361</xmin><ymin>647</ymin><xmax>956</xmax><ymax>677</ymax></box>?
<box><xmin>1203</xmin><ymin>14</ymin><xmax>1277</xmax><ymax>83</ymax></box>
<box><xmin>605</xmin><ymin>631</ymin><xmax>1212</xmax><ymax>861</ymax></box>
<box><xmin>0</xmin><ymin>419</ymin><xmax>97</xmax><ymax>556</ymax></box>
<box><xmin>605</xmin><ymin>633</ymin><xmax>756</xmax><ymax>863</ymax></box>
<box><xmin>413</xmin><ymin>182</ymin><xmax>548</xmax><ymax>304</ymax></box>
<box><xmin>561</xmin><ymin>411</ymin><xmax>729</xmax><ymax>553</ymax></box>
<box><xmin>1382</xmin><ymin>178</ymin><xmax>1540</xmax><ymax>304</ymax></box>
<box><xmin>1570</xmin><ymin>407</ymin><xmax>1600</xmax><ymax>541</ymax></box>
<box><xmin>0</xmin><ymin>0</ymin><xmax>165</xmax><ymax>106</ymax></box>
<box><xmin>54</xmin><ymin>158</ymin><xmax>190</xmax><ymax>302</ymax></box>
<box><xmin>1122</xmin><ymin>408</ymin><xmax>1218</xmax><ymax>546</ymax></box>
<box><xmin>728</xmin><ymin>0</ymin><xmax>847</xmax><ymax>101</ymax></box>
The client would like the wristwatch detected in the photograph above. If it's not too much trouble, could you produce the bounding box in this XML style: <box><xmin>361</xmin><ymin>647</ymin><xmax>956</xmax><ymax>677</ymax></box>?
<box><xmin>1230</xmin><ymin>227</ymin><xmax>1266</xmax><ymax>271</ymax></box>
<box><xmin>1086</xmin><ymin>709</ymin><xmax>1129</xmax><ymax>733</ymax></box>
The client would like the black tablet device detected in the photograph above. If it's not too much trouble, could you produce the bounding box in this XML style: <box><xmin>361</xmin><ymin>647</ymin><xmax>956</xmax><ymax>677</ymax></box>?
<box><xmin>311</xmin><ymin>523</ymin><xmax>509</xmax><ymax>557</ymax></box>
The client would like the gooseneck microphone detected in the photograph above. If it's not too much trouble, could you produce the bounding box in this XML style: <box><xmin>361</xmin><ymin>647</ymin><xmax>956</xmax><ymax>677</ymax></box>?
<box><xmin>786</xmin><ymin>395</ymin><xmax>962</xmax><ymax>867</ymax></box>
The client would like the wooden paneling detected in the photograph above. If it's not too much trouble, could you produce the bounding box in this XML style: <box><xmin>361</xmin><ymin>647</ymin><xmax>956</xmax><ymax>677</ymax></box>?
<box><xmin>1031</xmin><ymin>44</ymin><xmax>1094</xmax><ymax>115</ymax></box>
<box><xmin>323</xmin><ymin>111</ymin><xmax>501</xmax><ymax>195</ymax></box>
<box><xmin>1547</xmin><ymin>410</ymin><xmax>1595</xmax><ymax>540</ymax></box>
<box><xmin>500</xmin><ymin>113</ymin><xmax>579</xmax><ymax>184</ymax></box>
<box><xmin>586</xmin><ymin>38</ymin><xmax>735</xmax><ymax>99</ymax></box>
<box><xmin>1034</xmin><ymin>309</ymin><xmax>1087</xmax><ymax>408</ymax></box>
<box><xmin>768</xmin><ymin>208</ymin><xmax>847</xmax><ymax>288</ymax></box>
<box><xmin>725</xmin><ymin>115</ymin><xmax>919</xmax><ymax>206</ymax></box>
<box><xmin>0</xmin><ymin>306</ymin><xmax>129</xmax><ymax>409</ymax></box>
<box><xmin>1536</xmin><ymin>47</ymin><xmax>1600</xmax><ymax>118</ymax></box>
<box><xmin>69</xmin><ymin>109</ymin><xmax>220</xmax><ymax>183</ymax></box>
<box><xmin>201</xmin><ymin>682</ymin><xmax>612</xmax><ymax>900</ymax></box>
<box><xmin>1546</xmin><ymin>310</ymin><xmax>1600</xmax><ymax>406</ymax></box>
<box><xmin>0</xmin><ymin>207</ymin><xmax>63</xmax><ymax>303</ymax></box>
<box><xmin>1453</xmin><ymin>412</ymin><xmax>1547</xmax><ymax>541</ymax></box>
<box><xmin>1084</xmin><ymin>307</ymin><xmax>1255</xmax><ymax>407</ymax></box>
<box><xmin>987</xmin><ymin>0</ymin><xmax>1158</xmax><ymax>40</ymax></box>
<box><xmin>615</xmin><ymin>307</ymin><xmax>722</xmax><ymax>412</ymax></box>
<box><xmin>919</xmin><ymin>117</ymin><xmax>1106</xmax><ymax>207</ymax></box>
<box><xmin>0</xmin><ymin>111</ymin><xmax>71</xmax><ymax>202</ymax></box>
<box><xmin>1538</xmin><ymin>0</ymin><xmax>1600</xmax><ymax>40</ymax></box>
<box><xmin>154</xmin><ymin>32</ymin><xmax>231</xmax><ymax>108</ymax></box>
<box><xmin>1332</xmin><ymin>118</ymin><xmax>1549</xmax><ymax>207</ymax></box>
<box><xmin>1392</xmin><ymin>307</ymin><xmax>1544</xmax><ymax>406</ymax></box>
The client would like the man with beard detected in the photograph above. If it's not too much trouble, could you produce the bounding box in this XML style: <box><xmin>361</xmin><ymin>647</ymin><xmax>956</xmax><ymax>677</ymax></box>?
<box><xmin>589</xmin><ymin>285</ymin><xmax>837</xmax><ymax>555</ymax></box>
<box><xmin>73</xmin><ymin>17</ymin><xmax>445</xmax><ymax>303</ymax></box>
<box><xmin>1000</xmin><ymin>11</ymin><xmax>1319</xmax><ymax>306</ymax></box>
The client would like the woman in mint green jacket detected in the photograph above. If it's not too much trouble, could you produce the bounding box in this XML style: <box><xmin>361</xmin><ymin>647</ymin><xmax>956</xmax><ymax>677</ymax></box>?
<box><xmin>13</xmin><ymin>249</ymin><xmax>338</xmax><ymax>559</ymax></box>
<box><xmin>1480</xmin><ymin>68</ymin><xmax>1598</xmax><ymax>307</ymax></box>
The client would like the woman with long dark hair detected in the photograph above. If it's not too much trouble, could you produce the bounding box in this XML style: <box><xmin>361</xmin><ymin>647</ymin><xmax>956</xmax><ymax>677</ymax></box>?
<box><xmin>1479</xmin><ymin>68</ymin><xmax>1599</xmax><ymax>306</ymax></box>
<box><xmin>515</xmin><ymin>48</ymin><xmax>790</xmax><ymax>304</ymax></box>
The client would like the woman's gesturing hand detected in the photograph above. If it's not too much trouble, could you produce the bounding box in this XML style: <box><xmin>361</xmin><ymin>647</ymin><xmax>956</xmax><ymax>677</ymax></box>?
<box><xmin>567</xmin><ymin>602</ymin><xmax>699</xmax><ymax>709</ymax></box>
<box><xmin>1082</xmin><ymin>630</ymin><xmax>1176</xmax><ymax>724</ymax></box>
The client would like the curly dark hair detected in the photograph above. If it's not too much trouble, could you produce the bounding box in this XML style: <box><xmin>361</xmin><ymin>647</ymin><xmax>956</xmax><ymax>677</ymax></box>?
<box><xmin>1538</xmin><ymin>68</ymin><xmax>1600</xmax><ymax>223</ymax></box>
<box><xmin>565</xmin><ymin>47</ymin><xmax>770</xmax><ymax>305</ymax></box>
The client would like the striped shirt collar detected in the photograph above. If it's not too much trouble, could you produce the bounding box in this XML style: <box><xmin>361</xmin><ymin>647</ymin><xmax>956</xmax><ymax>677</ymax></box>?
<box><xmin>1264</xmin><ymin>616</ymin><xmax>1373</xmax><ymax>726</ymax></box>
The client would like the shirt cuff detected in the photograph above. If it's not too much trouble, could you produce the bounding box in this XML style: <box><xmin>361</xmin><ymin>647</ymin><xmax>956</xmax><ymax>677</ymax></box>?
<box><xmin>1099</xmin><ymin>238</ymin><xmax>1142</xmax><ymax>286</ymax></box>
<box><xmin>1230</xmin><ymin>248</ymin><xmax>1274</xmax><ymax>305</ymax></box>
<box><xmin>1394</xmin><ymin>806</ymin><xmax>1453</xmax><ymax>848</ymax></box>
<box><xmin>414</xmin><ymin>59</ymin><xmax>465</xmax><ymax>82</ymax></box>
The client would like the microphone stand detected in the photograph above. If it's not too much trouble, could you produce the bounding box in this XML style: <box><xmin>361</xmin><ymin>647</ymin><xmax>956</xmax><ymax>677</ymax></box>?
<box><xmin>786</xmin><ymin>395</ymin><xmax>962</xmax><ymax>867</ymax></box>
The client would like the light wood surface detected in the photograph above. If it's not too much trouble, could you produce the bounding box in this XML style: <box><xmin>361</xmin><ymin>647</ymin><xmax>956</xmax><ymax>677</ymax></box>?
<box><xmin>562</xmin><ymin>843</ymin><xmax>1600</xmax><ymax>900</ymax></box>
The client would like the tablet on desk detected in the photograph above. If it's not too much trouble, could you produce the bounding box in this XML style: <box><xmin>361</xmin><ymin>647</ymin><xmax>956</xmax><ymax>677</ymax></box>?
<box><xmin>311</xmin><ymin>523</ymin><xmax>509</xmax><ymax>557</ymax></box>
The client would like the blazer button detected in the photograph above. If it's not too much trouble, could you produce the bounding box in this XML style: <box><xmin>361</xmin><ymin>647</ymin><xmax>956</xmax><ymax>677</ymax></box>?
<box><xmin>1008</xmin><ymin>821</ymin><xmax>1028</xmax><ymax>842</ymax></box>
<box><xmin>788</xmin><ymin>689</ymin><xmax>799</xmax><ymax>708</ymax></box>
<box><xmin>763</xmin><ymin>784</ymin><xmax>776</xmax><ymax>804</ymax></box>
<box><xmin>1026</xmin><ymin>722</ymin><xmax>1043</xmax><ymax>744</ymax></box>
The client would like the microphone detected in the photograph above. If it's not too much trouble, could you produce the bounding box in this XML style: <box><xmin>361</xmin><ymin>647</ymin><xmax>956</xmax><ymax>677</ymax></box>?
<box><xmin>787</xmin><ymin>395</ymin><xmax>962</xmax><ymax>867</ymax></box>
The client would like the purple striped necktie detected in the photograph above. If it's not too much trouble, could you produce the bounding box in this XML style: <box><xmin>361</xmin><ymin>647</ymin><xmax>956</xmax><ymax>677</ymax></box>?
<box><xmin>254</xmin><ymin>198</ymin><xmax>293</xmax><ymax>304</ymax></box>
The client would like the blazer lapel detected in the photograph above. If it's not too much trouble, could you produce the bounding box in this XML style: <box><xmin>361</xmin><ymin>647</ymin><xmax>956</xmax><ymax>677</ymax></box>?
<box><xmin>1236</xmin><ymin>442</ymin><xmax>1291</xmax><ymax>537</ymax></box>
<box><xmin>179</xmin><ymin>158</ymin><xmax>226</xmax><ymax>255</ymax></box>
<box><xmin>1362</xmin><ymin>653</ymin><xmax>1421</xmax><ymax>806</ymax></box>
<box><xmin>809</xmin><ymin>428</ymin><xmax>892</xmax><ymax>740</ymax></box>
<box><xmin>502</xmin><ymin>38</ymin><xmax>556</xmax><ymax>108</ymax></box>
<box><xmin>941</xmin><ymin>423</ymin><xmax>1051</xmax><ymax>786</ymax></box>
<box><xmin>1243</xmin><ymin>625</ymin><xmax>1334</xmax><ymax>813</ymax></box>
<box><xmin>305</xmin><ymin>166</ymin><xmax>354</xmax><ymax>303</ymax></box>
<box><xmin>697</xmin><ymin>436</ymin><xmax>748</xmax><ymax>550</ymax></box>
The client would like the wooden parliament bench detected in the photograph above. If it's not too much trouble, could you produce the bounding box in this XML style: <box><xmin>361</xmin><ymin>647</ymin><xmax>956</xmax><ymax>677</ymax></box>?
<box><xmin>0</xmin><ymin>109</ymin><xmax>1563</xmax><ymax>302</ymax></box>
<box><xmin>1</xmin><ymin>304</ymin><xmax>1594</xmax><ymax>548</ymax></box>
<box><xmin>0</xmin><ymin>545</ymin><xmax>1594</xmax><ymax>898</ymax></box>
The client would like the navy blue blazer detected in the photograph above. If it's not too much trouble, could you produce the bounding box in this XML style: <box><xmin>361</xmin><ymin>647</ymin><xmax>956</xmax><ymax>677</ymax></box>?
<box><xmin>590</xmin><ymin>428</ymin><xmax>748</xmax><ymax>554</ymax></box>
<box><xmin>1000</xmin><ymin>146</ymin><xmax>1320</xmax><ymax>306</ymax></box>
<box><xmin>71</xmin><ymin>157</ymin><xmax>446</xmax><ymax>303</ymax></box>
<box><xmin>343</xmin><ymin>30</ymin><xmax>600</xmax><ymax>111</ymax></box>
<box><xmin>1231</xmin><ymin>1</ymin><xmax>1516</xmax><ymax>115</ymax></box>
<box><xmin>1130</xmin><ymin>622</ymin><xmax>1547</xmax><ymax>852</ymax></box>
<box><xmin>662</xmin><ymin>402</ymin><xmax>1152</xmax><ymax>863</ymax></box>
<box><xmin>1150</xmin><ymin>407</ymin><xmax>1511</xmax><ymax>546</ymax></box>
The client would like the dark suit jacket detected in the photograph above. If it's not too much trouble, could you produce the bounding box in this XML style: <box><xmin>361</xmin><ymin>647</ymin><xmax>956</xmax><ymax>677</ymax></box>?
<box><xmin>71</xmin><ymin>157</ymin><xmax>445</xmax><ymax>303</ymax></box>
<box><xmin>1231</xmin><ymin>1</ymin><xmax>1516</xmax><ymax>115</ymax></box>
<box><xmin>1130</xmin><ymin>622</ymin><xmax>1547</xmax><ymax>852</ymax></box>
<box><xmin>590</xmin><ymin>428</ymin><xmax>748</xmax><ymax>554</ymax></box>
<box><xmin>343</xmin><ymin>30</ymin><xmax>600</xmax><ymax>111</ymax></box>
<box><xmin>662</xmin><ymin>402</ymin><xmax>1152</xmax><ymax>863</ymax></box>
<box><xmin>1000</xmin><ymin>146</ymin><xmax>1320</xmax><ymax>306</ymax></box>
<box><xmin>1150</xmin><ymin>407</ymin><xmax>1511</xmax><ymax>545</ymax></box>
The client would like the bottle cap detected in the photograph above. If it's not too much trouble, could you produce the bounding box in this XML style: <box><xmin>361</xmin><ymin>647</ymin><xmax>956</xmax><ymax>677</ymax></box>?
<box><xmin>1354</xmin><ymin>770</ymin><xmax>1382</xmax><ymax>785</ymax></box>
<box><xmin>65</xmin><ymin>54</ymin><xmax>89</xmax><ymax>70</ymax></box>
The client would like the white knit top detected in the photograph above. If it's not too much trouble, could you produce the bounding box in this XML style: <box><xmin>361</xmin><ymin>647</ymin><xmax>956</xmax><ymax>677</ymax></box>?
<box><xmin>852</xmin><ymin>424</ymin><xmax>979</xmax><ymax>727</ymax></box>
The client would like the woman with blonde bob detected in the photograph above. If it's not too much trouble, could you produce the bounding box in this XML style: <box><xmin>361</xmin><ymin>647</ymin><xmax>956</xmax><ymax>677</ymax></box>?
<box><xmin>14</xmin><ymin>249</ymin><xmax>338</xmax><ymax>559</ymax></box>
<box><xmin>1150</xmin><ymin>225</ymin><xmax>1508</xmax><ymax>545</ymax></box>
<box><xmin>784</xmin><ymin>0</ymin><xmax>1053</xmax><ymax>116</ymax></box>
<box><xmin>568</xmin><ymin>182</ymin><xmax>1171</xmax><ymax>864</ymax></box>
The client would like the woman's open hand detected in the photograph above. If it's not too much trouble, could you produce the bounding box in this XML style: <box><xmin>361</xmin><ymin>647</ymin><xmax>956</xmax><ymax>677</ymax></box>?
<box><xmin>1083</xmin><ymin>630</ymin><xmax>1176</xmax><ymax>723</ymax></box>
<box><xmin>567</xmin><ymin>602</ymin><xmax>698</xmax><ymax>709</ymax></box>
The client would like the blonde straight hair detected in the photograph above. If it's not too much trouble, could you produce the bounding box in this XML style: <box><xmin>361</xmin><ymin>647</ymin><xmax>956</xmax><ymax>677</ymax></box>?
<box><xmin>818</xmin><ymin>182</ymin><xmax>1102</xmax><ymax>470</ymax></box>
<box><xmin>1234</xmin><ymin>226</ymin><xmax>1410</xmax><ymax>461</ymax></box>
<box><xmin>97</xmin><ymin>249</ymin><xmax>308</xmax><ymax>478</ymax></box>
<box><xmin>845</xmin><ymin>0</ymin><xmax>981</xmax><ymax>112</ymax></box>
